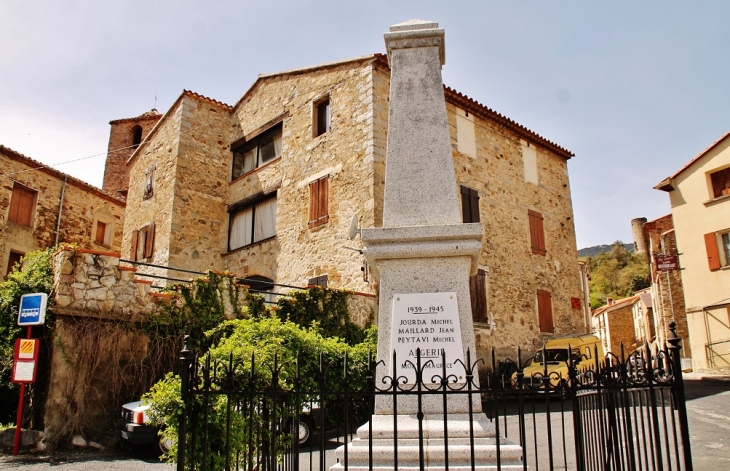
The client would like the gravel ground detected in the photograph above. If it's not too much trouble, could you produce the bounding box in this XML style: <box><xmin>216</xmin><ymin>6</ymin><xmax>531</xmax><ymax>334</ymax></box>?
<box><xmin>0</xmin><ymin>448</ymin><xmax>170</xmax><ymax>470</ymax></box>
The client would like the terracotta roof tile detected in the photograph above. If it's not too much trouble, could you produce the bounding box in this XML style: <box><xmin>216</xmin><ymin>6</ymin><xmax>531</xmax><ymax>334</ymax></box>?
<box><xmin>232</xmin><ymin>53</ymin><xmax>573</xmax><ymax>159</ymax></box>
<box><xmin>182</xmin><ymin>90</ymin><xmax>232</xmax><ymax>111</ymax></box>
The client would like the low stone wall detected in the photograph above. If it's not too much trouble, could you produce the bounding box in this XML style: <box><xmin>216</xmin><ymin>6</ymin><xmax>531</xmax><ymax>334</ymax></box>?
<box><xmin>52</xmin><ymin>248</ymin><xmax>162</xmax><ymax>320</ymax></box>
<box><xmin>347</xmin><ymin>291</ymin><xmax>378</xmax><ymax>326</ymax></box>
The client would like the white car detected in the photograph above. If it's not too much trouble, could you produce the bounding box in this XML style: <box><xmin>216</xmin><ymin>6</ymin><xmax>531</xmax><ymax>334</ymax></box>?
<box><xmin>117</xmin><ymin>401</ymin><xmax>172</xmax><ymax>454</ymax></box>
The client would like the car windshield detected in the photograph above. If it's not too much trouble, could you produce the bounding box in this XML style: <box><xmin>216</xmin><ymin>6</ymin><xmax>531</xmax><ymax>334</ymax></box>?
<box><xmin>534</xmin><ymin>348</ymin><xmax>570</xmax><ymax>364</ymax></box>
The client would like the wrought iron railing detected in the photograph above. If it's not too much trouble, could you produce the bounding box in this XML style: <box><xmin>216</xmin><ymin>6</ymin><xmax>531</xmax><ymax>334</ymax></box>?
<box><xmin>176</xmin><ymin>323</ymin><xmax>692</xmax><ymax>471</ymax></box>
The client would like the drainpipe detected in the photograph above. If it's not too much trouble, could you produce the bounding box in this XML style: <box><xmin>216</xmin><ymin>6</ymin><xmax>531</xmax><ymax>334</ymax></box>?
<box><xmin>54</xmin><ymin>176</ymin><xmax>67</xmax><ymax>246</ymax></box>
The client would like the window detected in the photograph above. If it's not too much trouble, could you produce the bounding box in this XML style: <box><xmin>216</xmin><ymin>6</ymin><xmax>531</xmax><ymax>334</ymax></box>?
<box><xmin>228</xmin><ymin>197</ymin><xmax>277</xmax><ymax>250</ymax></box>
<box><xmin>232</xmin><ymin>123</ymin><xmax>283</xmax><ymax>180</ymax></box>
<box><xmin>537</xmin><ymin>289</ymin><xmax>554</xmax><ymax>333</ymax></box>
<box><xmin>130</xmin><ymin>222</ymin><xmax>155</xmax><ymax>261</ymax></box>
<box><xmin>131</xmin><ymin>125</ymin><xmax>143</xmax><ymax>149</ymax></box>
<box><xmin>460</xmin><ymin>185</ymin><xmax>480</xmax><ymax>223</ymax></box>
<box><xmin>308</xmin><ymin>275</ymin><xmax>328</xmax><ymax>288</ymax></box>
<box><xmin>314</xmin><ymin>96</ymin><xmax>330</xmax><ymax>137</ymax></box>
<box><xmin>710</xmin><ymin>167</ymin><xmax>730</xmax><ymax>199</ymax></box>
<box><xmin>528</xmin><ymin>210</ymin><xmax>546</xmax><ymax>255</ymax></box>
<box><xmin>309</xmin><ymin>176</ymin><xmax>329</xmax><ymax>228</ymax></box>
<box><xmin>143</xmin><ymin>164</ymin><xmax>155</xmax><ymax>200</ymax></box>
<box><xmin>705</xmin><ymin>230</ymin><xmax>730</xmax><ymax>270</ymax></box>
<box><xmin>8</xmin><ymin>183</ymin><xmax>36</xmax><ymax>226</ymax></box>
<box><xmin>6</xmin><ymin>251</ymin><xmax>23</xmax><ymax>278</ymax></box>
<box><xmin>244</xmin><ymin>275</ymin><xmax>276</xmax><ymax>303</ymax></box>
<box><xmin>95</xmin><ymin>221</ymin><xmax>111</xmax><ymax>246</ymax></box>
<box><xmin>469</xmin><ymin>269</ymin><xmax>487</xmax><ymax>323</ymax></box>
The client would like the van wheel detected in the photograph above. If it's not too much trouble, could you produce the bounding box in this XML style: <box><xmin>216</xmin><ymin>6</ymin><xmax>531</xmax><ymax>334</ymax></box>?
<box><xmin>297</xmin><ymin>416</ymin><xmax>313</xmax><ymax>446</ymax></box>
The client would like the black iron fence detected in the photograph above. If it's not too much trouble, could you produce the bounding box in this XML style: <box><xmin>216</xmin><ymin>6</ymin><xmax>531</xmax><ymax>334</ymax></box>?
<box><xmin>177</xmin><ymin>323</ymin><xmax>692</xmax><ymax>471</ymax></box>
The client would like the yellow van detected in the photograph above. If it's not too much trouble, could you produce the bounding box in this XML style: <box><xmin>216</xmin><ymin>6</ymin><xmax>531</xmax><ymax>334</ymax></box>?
<box><xmin>514</xmin><ymin>334</ymin><xmax>605</xmax><ymax>390</ymax></box>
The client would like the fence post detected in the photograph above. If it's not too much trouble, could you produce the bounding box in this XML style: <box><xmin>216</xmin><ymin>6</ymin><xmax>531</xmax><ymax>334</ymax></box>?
<box><xmin>568</xmin><ymin>346</ymin><xmax>585</xmax><ymax>471</ymax></box>
<box><xmin>667</xmin><ymin>321</ymin><xmax>693</xmax><ymax>471</ymax></box>
<box><xmin>178</xmin><ymin>335</ymin><xmax>192</xmax><ymax>471</ymax></box>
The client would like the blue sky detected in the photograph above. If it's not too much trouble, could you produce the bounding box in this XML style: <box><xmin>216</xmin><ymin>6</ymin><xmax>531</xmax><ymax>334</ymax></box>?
<box><xmin>1</xmin><ymin>1</ymin><xmax>729</xmax><ymax>249</ymax></box>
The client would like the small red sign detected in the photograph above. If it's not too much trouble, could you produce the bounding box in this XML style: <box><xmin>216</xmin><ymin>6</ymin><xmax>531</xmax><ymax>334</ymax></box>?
<box><xmin>12</xmin><ymin>338</ymin><xmax>39</xmax><ymax>384</ymax></box>
<box><xmin>655</xmin><ymin>255</ymin><xmax>679</xmax><ymax>272</ymax></box>
<box><xmin>571</xmin><ymin>297</ymin><xmax>582</xmax><ymax>310</ymax></box>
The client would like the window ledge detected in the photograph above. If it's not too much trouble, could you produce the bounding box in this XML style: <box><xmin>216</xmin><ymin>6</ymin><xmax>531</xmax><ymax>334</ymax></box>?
<box><xmin>224</xmin><ymin>236</ymin><xmax>276</xmax><ymax>255</ymax></box>
<box><xmin>703</xmin><ymin>193</ymin><xmax>730</xmax><ymax>207</ymax></box>
<box><xmin>230</xmin><ymin>157</ymin><xmax>281</xmax><ymax>184</ymax></box>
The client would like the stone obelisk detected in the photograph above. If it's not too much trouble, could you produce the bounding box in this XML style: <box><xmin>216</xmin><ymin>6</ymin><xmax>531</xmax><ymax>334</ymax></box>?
<box><xmin>332</xmin><ymin>20</ymin><xmax>523</xmax><ymax>471</ymax></box>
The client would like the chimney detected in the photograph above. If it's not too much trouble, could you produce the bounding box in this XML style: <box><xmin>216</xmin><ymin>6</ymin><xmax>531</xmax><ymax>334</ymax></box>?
<box><xmin>607</xmin><ymin>298</ymin><xmax>614</xmax><ymax>306</ymax></box>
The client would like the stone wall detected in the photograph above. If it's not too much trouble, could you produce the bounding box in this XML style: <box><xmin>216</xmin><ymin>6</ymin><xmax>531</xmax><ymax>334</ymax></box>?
<box><xmin>108</xmin><ymin>54</ymin><xmax>583</xmax><ymax>361</ymax></box>
<box><xmin>606</xmin><ymin>303</ymin><xmax>637</xmax><ymax>354</ymax></box>
<box><xmin>103</xmin><ymin>111</ymin><xmax>161</xmax><ymax>193</ymax></box>
<box><xmin>0</xmin><ymin>146</ymin><xmax>126</xmax><ymax>279</ymax></box>
<box><xmin>445</xmin><ymin>101</ymin><xmax>584</xmax><ymax>357</ymax></box>
<box><xmin>225</xmin><ymin>58</ymin><xmax>385</xmax><ymax>297</ymax></box>
<box><xmin>644</xmin><ymin>215</ymin><xmax>690</xmax><ymax>356</ymax></box>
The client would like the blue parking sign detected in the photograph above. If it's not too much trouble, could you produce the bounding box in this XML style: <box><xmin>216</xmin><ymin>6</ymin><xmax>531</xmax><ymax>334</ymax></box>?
<box><xmin>18</xmin><ymin>293</ymin><xmax>47</xmax><ymax>326</ymax></box>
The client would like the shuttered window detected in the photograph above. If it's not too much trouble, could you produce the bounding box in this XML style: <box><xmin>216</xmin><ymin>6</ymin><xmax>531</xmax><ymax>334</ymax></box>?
<box><xmin>130</xmin><ymin>222</ymin><xmax>155</xmax><ymax>261</ymax></box>
<box><xmin>309</xmin><ymin>177</ymin><xmax>329</xmax><ymax>228</ymax></box>
<box><xmin>95</xmin><ymin>221</ymin><xmax>107</xmax><ymax>245</ymax></box>
<box><xmin>705</xmin><ymin>232</ymin><xmax>722</xmax><ymax>271</ymax></box>
<box><xmin>8</xmin><ymin>184</ymin><xmax>36</xmax><ymax>226</ymax></box>
<box><xmin>537</xmin><ymin>289</ymin><xmax>554</xmax><ymax>333</ymax></box>
<box><xmin>529</xmin><ymin>210</ymin><xmax>546</xmax><ymax>255</ymax></box>
<box><xmin>469</xmin><ymin>269</ymin><xmax>487</xmax><ymax>323</ymax></box>
<box><xmin>308</xmin><ymin>275</ymin><xmax>328</xmax><ymax>288</ymax></box>
<box><xmin>710</xmin><ymin>167</ymin><xmax>730</xmax><ymax>198</ymax></box>
<box><xmin>460</xmin><ymin>185</ymin><xmax>480</xmax><ymax>223</ymax></box>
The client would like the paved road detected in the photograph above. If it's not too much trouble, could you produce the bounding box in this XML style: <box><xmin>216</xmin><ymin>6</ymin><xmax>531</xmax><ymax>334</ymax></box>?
<box><xmin>1</xmin><ymin>378</ymin><xmax>728</xmax><ymax>470</ymax></box>
<box><xmin>683</xmin><ymin>378</ymin><xmax>730</xmax><ymax>471</ymax></box>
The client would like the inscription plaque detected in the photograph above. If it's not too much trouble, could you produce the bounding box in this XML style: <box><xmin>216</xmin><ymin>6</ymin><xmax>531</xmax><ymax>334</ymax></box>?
<box><xmin>391</xmin><ymin>292</ymin><xmax>465</xmax><ymax>384</ymax></box>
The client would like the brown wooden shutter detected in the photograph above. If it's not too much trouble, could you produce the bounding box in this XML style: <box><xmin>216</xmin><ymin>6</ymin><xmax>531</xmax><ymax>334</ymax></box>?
<box><xmin>529</xmin><ymin>210</ymin><xmax>546</xmax><ymax>255</ymax></box>
<box><xmin>145</xmin><ymin>222</ymin><xmax>155</xmax><ymax>259</ymax></box>
<box><xmin>537</xmin><ymin>289</ymin><xmax>554</xmax><ymax>333</ymax></box>
<box><xmin>9</xmin><ymin>185</ymin><xmax>35</xmax><ymax>226</ymax></box>
<box><xmin>469</xmin><ymin>269</ymin><xmax>487</xmax><ymax>322</ymax></box>
<box><xmin>460</xmin><ymin>186</ymin><xmax>480</xmax><ymax>223</ymax></box>
<box><xmin>308</xmin><ymin>177</ymin><xmax>329</xmax><ymax>228</ymax></box>
<box><xmin>130</xmin><ymin>230</ymin><xmax>138</xmax><ymax>261</ymax></box>
<box><xmin>705</xmin><ymin>232</ymin><xmax>721</xmax><ymax>271</ymax></box>
<box><xmin>95</xmin><ymin>221</ymin><xmax>107</xmax><ymax>245</ymax></box>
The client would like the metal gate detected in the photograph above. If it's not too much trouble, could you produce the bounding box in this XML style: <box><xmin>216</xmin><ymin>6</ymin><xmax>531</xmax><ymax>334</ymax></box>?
<box><xmin>176</xmin><ymin>323</ymin><xmax>692</xmax><ymax>471</ymax></box>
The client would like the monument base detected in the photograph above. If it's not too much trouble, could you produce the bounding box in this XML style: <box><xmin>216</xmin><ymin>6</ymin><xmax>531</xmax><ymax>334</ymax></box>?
<box><xmin>330</xmin><ymin>413</ymin><xmax>524</xmax><ymax>471</ymax></box>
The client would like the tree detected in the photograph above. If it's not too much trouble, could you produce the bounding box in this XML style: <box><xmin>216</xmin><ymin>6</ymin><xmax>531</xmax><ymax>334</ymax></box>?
<box><xmin>585</xmin><ymin>241</ymin><xmax>650</xmax><ymax>309</ymax></box>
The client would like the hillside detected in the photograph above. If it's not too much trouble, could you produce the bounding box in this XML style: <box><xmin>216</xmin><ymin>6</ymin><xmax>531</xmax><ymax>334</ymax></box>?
<box><xmin>578</xmin><ymin>243</ymin><xmax>634</xmax><ymax>258</ymax></box>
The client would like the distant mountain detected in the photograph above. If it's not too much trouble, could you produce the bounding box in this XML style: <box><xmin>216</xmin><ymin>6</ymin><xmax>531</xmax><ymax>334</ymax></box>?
<box><xmin>578</xmin><ymin>243</ymin><xmax>634</xmax><ymax>258</ymax></box>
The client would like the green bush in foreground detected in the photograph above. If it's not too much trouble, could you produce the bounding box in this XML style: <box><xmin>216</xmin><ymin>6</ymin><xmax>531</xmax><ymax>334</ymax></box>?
<box><xmin>144</xmin><ymin>316</ymin><xmax>377</xmax><ymax>466</ymax></box>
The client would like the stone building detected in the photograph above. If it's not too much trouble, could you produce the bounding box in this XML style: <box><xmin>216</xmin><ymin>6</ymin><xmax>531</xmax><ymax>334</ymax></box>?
<box><xmin>0</xmin><ymin>145</ymin><xmax>126</xmax><ymax>278</ymax></box>
<box><xmin>592</xmin><ymin>296</ymin><xmax>639</xmax><ymax>355</ymax></box>
<box><xmin>110</xmin><ymin>53</ymin><xmax>586</xmax><ymax>355</ymax></box>
<box><xmin>102</xmin><ymin>109</ymin><xmax>161</xmax><ymax>196</ymax></box>
<box><xmin>636</xmin><ymin>214</ymin><xmax>690</xmax><ymax>359</ymax></box>
<box><xmin>655</xmin><ymin>129</ymin><xmax>730</xmax><ymax>371</ymax></box>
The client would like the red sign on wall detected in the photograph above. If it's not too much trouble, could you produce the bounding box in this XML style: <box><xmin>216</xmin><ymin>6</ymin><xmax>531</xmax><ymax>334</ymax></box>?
<box><xmin>655</xmin><ymin>255</ymin><xmax>679</xmax><ymax>272</ymax></box>
<box><xmin>12</xmin><ymin>338</ymin><xmax>39</xmax><ymax>384</ymax></box>
<box><xmin>571</xmin><ymin>297</ymin><xmax>582</xmax><ymax>310</ymax></box>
